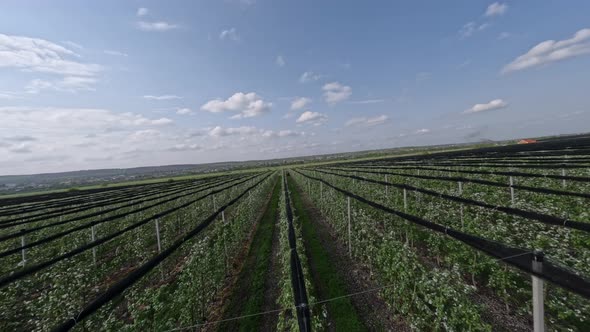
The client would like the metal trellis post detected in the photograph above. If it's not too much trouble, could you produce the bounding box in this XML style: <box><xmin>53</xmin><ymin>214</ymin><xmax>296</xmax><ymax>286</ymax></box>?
<box><xmin>509</xmin><ymin>176</ymin><xmax>515</xmax><ymax>205</ymax></box>
<box><xmin>532</xmin><ymin>251</ymin><xmax>545</xmax><ymax>332</ymax></box>
<box><xmin>458</xmin><ymin>181</ymin><xmax>464</xmax><ymax>228</ymax></box>
<box><xmin>403</xmin><ymin>188</ymin><xmax>408</xmax><ymax>211</ymax></box>
<box><xmin>347</xmin><ymin>196</ymin><xmax>352</xmax><ymax>257</ymax></box>
<box><xmin>20</xmin><ymin>229</ymin><xmax>26</xmax><ymax>266</ymax></box>
<box><xmin>155</xmin><ymin>219</ymin><xmax>162</xmax><ymax>253</ymax></box>
<box><xmin>222</xmin><ymin>211</ymin><xmax>229</xmax><ymax>271</ymax></box>
<box><xmin>91</xmin><ymin>225</ymin><xmax>97</xmax><ymax>265</ymax></box>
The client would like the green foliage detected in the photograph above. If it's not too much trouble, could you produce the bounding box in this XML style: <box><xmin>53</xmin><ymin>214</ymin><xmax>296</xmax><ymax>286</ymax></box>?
<box><xmin>287</xmin><ymin>176</ymin><xmax>367</xmax><ymax>331</ymax></box>
<box><xmin>292</xmin><ymin>165</ymin><xmax>590</xmax><ymax>330</ymax></box>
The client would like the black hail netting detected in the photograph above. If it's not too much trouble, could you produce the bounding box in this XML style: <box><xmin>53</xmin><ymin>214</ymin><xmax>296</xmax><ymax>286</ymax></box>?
<box><xmin>283</xmin><ymin>173</ymin><xmax>312</xmax><ymax>332</ymax></box>
<box><xmin>295</xmin><ymin>170</ymin><xmax>590</xmax><ymax>300</ymax></box>
<box><xmin>50</xmin><ymin>173</ymin><xmax>272</xmax><ymax>332</ymax></box>
<box><xmin>0</xmin><ymin>175</ymin><xmax>252</xmax><ymax>258</ymax></box>
<box><xmin>0</xmin><ymin>173</ymin><xmax>264</xmax><ymax>288</ymax></box>
<box><xmin>314</xmin><ymin>169</ymin><xmax>590</xmax><ymax>233</ymax></box>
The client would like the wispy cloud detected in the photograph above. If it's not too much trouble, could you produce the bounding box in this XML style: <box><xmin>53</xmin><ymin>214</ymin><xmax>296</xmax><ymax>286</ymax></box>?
<box><xmin>104</xmin><ymin>50</ymin><xmax>128</xmax><ymax>57</ymax></box>
<box><xmin>136</xmin><ymin>21</ymin><xmax>178</xmax><ymax>31</ymax></box>
<box><xmin>26</xmin><ymin>76</ymin><xmax>98</xmax><ymax>94</ymax></box>
<box><xmin>143</xmin><ymin>95</ymin><xmax>182</xmax><ymax>100</ymax></box>
<box><xmin>348</xmin><ymin>99</ymin><xmax>385</xmax><ymax>104</ymax></box>
<box><xmin>220</xmin><ymin>28</ymin><xmax>239</xmax><ymax>41</ymax></box>
<box><xmin>322</xmin><ymin>82</ymin><xmax>352</xmax><ymax>105</ymax></box>
<box><xmin>176</xmin><ymin>108</ymin><xmax>193</xmax><ymax>115</ymax></box>
<box><xmin>464</xmin><ymin>99</ymin><xmax>508</xmax><ymax>114</ymax></box>
<box><xmin>137</xmin><ymin>7</ymin><xmax>149</xmax><ymax>17</ymax></box>
<box><xmin>0</xmin><ymin>33</ymin><xmax>102</xmax><ymax>77</ymax></box>
<box><xmin>62</xmin><ymin>41</ymin><xmax>83</xmax><ymax>50</ymax></box>
<box><xmin>345</xmin><ymin>115</ymin><xmax>389</xmax><ymax>127</ymax></box>
<box><xmin>459</xmin><ymin>22</ymin><xmax>490</xmax><ymax>38</ymax></box>
<box><xmin>502</xmin><ymin>28</ymin><xmax>590</xmax><ymax>73</ymax></box>
<box><xmin>299</xmin><ymin>71</ymin><xmax>322</xmax><ymax>83</ymax></box>
<box><xmin>485</xmin><ymin>2</ymin><xmax>508</xmax><ymax>17</ymax></box>
<box><xmin>459</xmin><ymin>3</ymin><xmax>506</xmax><ymax>39</ymax></box>
<box><xmin>276</xmin><ymin>55</ymin><xmax>286</xmax><ymax>67</ymax></box>
<box><xmin>0</xmin><ymin>91</ymin><xmax>21</xmax><ymax>99</ymax></box>
<box><xmin>290</xmin><ymin>97</ymin><xmax>311</xmax><ymax>110</ymax></box>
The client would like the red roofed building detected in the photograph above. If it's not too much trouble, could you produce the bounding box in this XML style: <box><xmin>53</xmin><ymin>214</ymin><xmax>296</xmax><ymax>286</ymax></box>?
<box><xmin>518</xmin><ymin>139</ymin><xmax>538</xmax><ymax>144</ymax></box>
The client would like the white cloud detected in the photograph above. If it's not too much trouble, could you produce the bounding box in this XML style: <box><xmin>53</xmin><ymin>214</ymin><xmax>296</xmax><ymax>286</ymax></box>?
<box><xmin>464</xmin><ymin>99</ymin><xmax>508</xmax><ymax>114</ymax></box>
<box><xmin>299</xmin><ymin>71</ymin><xmax>322</xmax><ymax>83</ymax></box>
<box><xmin>137</xmin><ymin>7</ymin><xmax>149</xmax><ymax>17</ymax></box>
<box><xmin>151</xmin><ymin>118</ymin><xmax>174</xmax><ymax>125</ymax></box>
<box><xmin>176</xmin><ymin>108</ymin><xmax>193</xmax><ymax>115</ymax></box>
<box><xmin>104</xmin><ymin>50</ymin><xmax>128</xmax><ymax>57</ymax></box>
<box><xmin>345</xmin><ymin>115</ymin><xmax>389</xmax><ymax>127</ymax></box>
<box><xmin>485</xmin><ymin>2</ymin><xmax>508</xmax><ymax>17</ymax></box>
<box><xmin>0</xmin><ymin>91</ymin><xmax>20</xmax><ymax>99</ymax></box>
<box><xmin>414</xmin><ymin>128</ymin><xmax>430</xmax><ymax>134</ymax></box>
<box><xmin>263</xmin><ymin>129</ymin><xmax>305</xmax><ymax>138</ymax></box>
<box><xmin>26</xmin><ymin>76</ymin><xmax>98</xmax><ymax>93</ymax></box>
<box><xmin>0</xmin><ymin>33</ymin><xmax>102</xmax><ymax>77</ymax></box>
<box><xmin>143</xmin><ymin>95</ymin><xmax>182</xmax><ymax>100</ymax></box>
<box><xmin>322</xmin><ymin>82</ymin><xmax>352</xmax><ymax>105</ymax></box>
<box><xmin>296</xmin><ymin>111</ymin><xmax>327</xmax><ymax>125</ymax></box>
<box><xmin>136</xmin><ymin>21</ymin><xmax>178</xmax><ymax>32</ymax></box>
<box><xmin>209</xmin><ymin>126</ymin><xmax>258</xmax><ymax>137</ymax></box>
<box><xmin>498</xmin><ymin>32</ymin><xmax>511</xmax><ymax>40</ymax></box>
<box><xmin>348</xmin><ymin>99</ymin><xmax>385</xmax><ymax>104</ymax></box>
<box><xmin>278</xmin><ymin>130</ymin><xmax>301</xmax><ymax>137</ymax></box>
<box><xmin>0</xmin><ymin>107</ymin><xmax>173</xmax><ymax>132</ymax></box>
<box><xmin>291</xmin><ymin>97</ymin><xmax>311</xmax><ymax>110</ymax></box>
<box><xmin>207</xmin><ymin>126</ymin><xmax>303</xmax><ymax>139</ymax></box>
<box><xmin>62</xmin><ymin>41</ymin><xmax>83</xmax><ymax>50</ymax></box>
<box><xmin>166</xmin><ymin>143</ymin><xmax>202</xmax><ymax>152</ymax></box>
<box><xmin>276</xmin><ymin>55</ymin><xmax>285</xmax><ymax>67</ymax></box>
<box><xmin>220</xmin><ymin>28</ymin><xmax>239</xmax><ymax>41</ymax></box>
<box><xmin>201</xmin><ymin>92</ymin><xmax>272</xmax><ymax>119</ymax></box>
<box><xmin>128</xmin><ymin>129</ymin><xmax>161</xmax><ymax>142</ymax></box>
<box><xmin>502</xmin><ymin>28</ymin><xmax>590</xmax><ymax>73</ymax></box>
<box><xmin>459</xmin><ymin>22</ymin><xmax>490</xmax><ymax>38</ymax></box>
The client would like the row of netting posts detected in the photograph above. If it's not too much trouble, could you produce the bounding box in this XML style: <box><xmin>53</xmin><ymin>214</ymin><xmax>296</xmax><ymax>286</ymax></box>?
<box><xmin>308</xmin><ymin>168</ymin><xmax>549</xmax><ymax>332</ymax></box>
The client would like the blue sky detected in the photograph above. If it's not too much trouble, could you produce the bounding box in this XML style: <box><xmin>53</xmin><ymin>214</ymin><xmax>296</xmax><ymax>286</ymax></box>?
<box><xmin>1</xmin><ymin>1</ymin><xmax>590</xmax><ymax>174</ymax></box>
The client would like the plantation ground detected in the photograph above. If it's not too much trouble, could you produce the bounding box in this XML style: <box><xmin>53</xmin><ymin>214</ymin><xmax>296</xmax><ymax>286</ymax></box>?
<box><xmin>1</xmin><ymin>135</ymin><xmax>589</xmax><ymax>331</ymax></box>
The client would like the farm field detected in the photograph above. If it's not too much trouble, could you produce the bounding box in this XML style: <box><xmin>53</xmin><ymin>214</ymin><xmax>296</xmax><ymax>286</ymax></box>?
<box><xmin>1</xmin><ymin>136</ymin><xmax>589</xmax><ymax>331</ymax></box>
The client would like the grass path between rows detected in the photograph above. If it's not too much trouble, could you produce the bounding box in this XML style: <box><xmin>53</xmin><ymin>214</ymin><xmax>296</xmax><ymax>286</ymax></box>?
<box><xmin>216</xmin><ymin>179</ymin><xmax>280</xmax><ymax>331</ymax></box>
<box><xmin>287</xmin><ymin>174</ymin><xmax>367</xmax><ymax>331</ymax></box>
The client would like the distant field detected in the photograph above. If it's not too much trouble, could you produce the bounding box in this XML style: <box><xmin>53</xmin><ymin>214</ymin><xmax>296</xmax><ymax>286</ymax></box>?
<box><xmin>0</xmin><ymin>142</ymin><xmax>482</xmax><ymax>200</ymax></box>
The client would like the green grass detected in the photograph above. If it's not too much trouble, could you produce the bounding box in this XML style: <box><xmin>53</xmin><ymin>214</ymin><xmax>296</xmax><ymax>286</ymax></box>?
<box><xmin>217</xmin><ymin>178</ymin><xmax>280</xmax><ymax>331</ymax></box>
<box><xmin>287</xmin><ymin>175</ymin><xmax>367</xmax><ymax>331</ymax></box>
